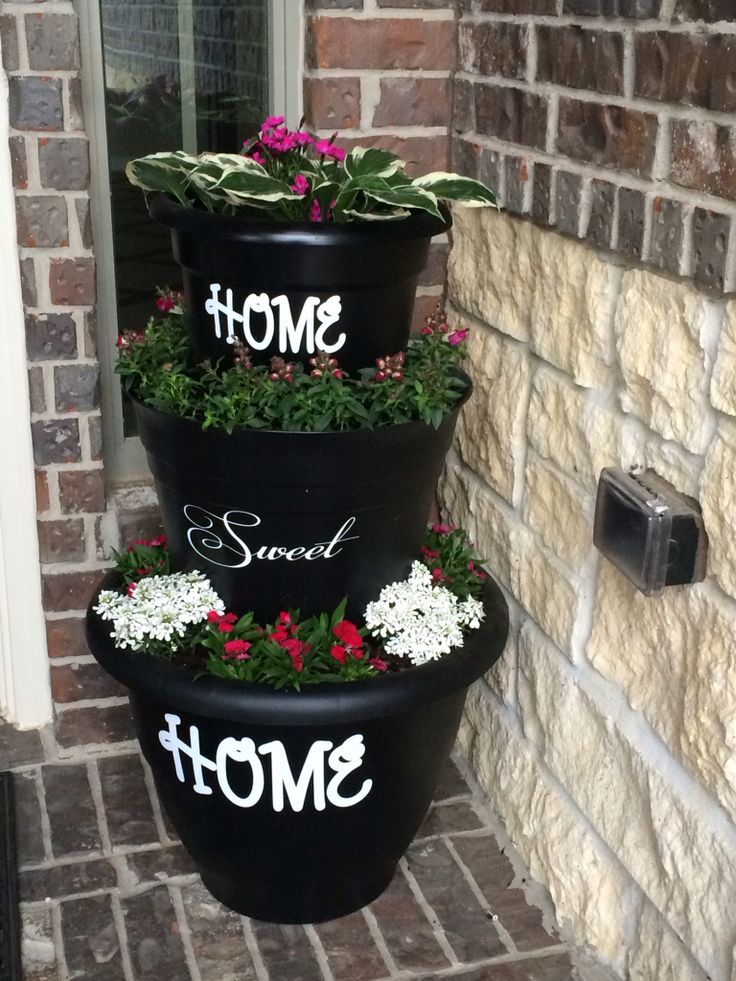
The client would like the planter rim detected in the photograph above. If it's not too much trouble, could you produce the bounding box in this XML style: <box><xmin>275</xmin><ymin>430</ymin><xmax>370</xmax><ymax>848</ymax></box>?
<box><xmin>86</xmin><ymin>574</ymin><xmax>508</xmax><ymax>726</ymax></box>
<box><xmin>129</xmin><ymin>367</ymin><xmax>472</xmax><ymax>447</ymax></box>
<box><xmin>148</xmin><ymin>192</ymin><xmax>453</xmax><ymax>246</ymax></box>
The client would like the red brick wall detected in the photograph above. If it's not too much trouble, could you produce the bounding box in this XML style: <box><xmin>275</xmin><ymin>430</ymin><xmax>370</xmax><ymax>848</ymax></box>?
<box><xmin>454</xmin><ymin>0</ymin><xmax>736</xmax><ymax>294</ymax></box>
<box><xmin>303</xmin><ymin>0</ymin><xmax>459</xmax><ymax>322</ymax></box>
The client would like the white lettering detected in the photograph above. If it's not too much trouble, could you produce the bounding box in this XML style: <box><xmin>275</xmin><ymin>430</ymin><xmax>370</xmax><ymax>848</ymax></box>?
<box><xmin>157</xmin><ymin>716</ymin><xmax>372</xmax><ymax>813</ymax></box>
<box><xmin>314</xmin><ymin>296</ymin><xmax>345</xmax><ymax>354</ymax></box>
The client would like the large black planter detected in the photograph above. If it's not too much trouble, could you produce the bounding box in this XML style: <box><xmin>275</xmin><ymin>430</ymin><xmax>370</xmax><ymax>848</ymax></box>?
<box><xmin>87</xmin><ymin>575</ymin><xmax>508</xmax><ymax>923</ymax></box>
<box><xmin>148</xmin><ymin>193</ymin><xmax>451</xmax><ymax>371</ymax></box>
<box><xmin>132</xmin><ymin>380</ymin><xmax>470</xmax><ymax>623</ymax></box>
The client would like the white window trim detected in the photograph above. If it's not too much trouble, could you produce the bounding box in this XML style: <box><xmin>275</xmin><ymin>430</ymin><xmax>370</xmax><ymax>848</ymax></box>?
<box><xmin>0</xmin><ymin>52</ymin><xmax>53</xmax><ymax>728</ymax></box>
<box><xmin>77</xmin><ymin>0</ymin><xmax>303</xmax><ymax>483</ymax></box>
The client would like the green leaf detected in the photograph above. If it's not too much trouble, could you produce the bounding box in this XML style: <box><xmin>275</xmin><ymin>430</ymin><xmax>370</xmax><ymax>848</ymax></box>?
<box><xmin>344</xmin><ymin>147</ymin><xmax>405</xmax><ymax>180</ymax></box>
<box><xmin>125</xmin><ymin>152</ymin><xmax>199</xmax><ymax>204</ymax></box>
<box><xmin>412</xmin><ymin>172</ymin><xmax>496</xmax><ymax>207</ymax></box>
<box><xmin>361</xmin><ymin>183</ymin><xmax>442</xmax><ymax>219</ymax></box>
<box><xmin>206</xmin><ymin>168</ymin><xmax>299</xmax><ymax>204</ymax></box>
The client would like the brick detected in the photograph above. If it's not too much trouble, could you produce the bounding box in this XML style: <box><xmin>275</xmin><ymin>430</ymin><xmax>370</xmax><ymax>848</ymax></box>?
<box><xmin>303</xmin><ymin>76</ymin><xmax>360</xmax><ymax>131</ymax></box>
<box><xmin>98</xmin><ymin>755</ymin><xmax>158</xmax><ymax>847</ymax></box>
<box><xmin>692</xmin><ymin>208</ymin><xmax>730</xmax><ymax>292</ymax></box>
<box><xmin>413</xmin><ymin>293</ymin><xmax>446</xmax><ymax>331</ymax></box>
<box><xmin>671</xmin><ymin>119</ymin><xmax>736</xmax><ymax>200</ymax></box>
<box><xmin>117</xmin><ymin>508</ymin><xmax>164</xmax><ymax>547</ymax></box>
<box><xmin>21</xmin><ymin>908</ymin><xmax>58</xmax><ymax>981</ymax></box>
<box><xmin>674</xmin><ymin>0</ymin><xmax>736</xmax><ymax>20</ymax></box>
<box><xmin>307</xmin><ymin>0</ymin><xmax>362</xmax><ymax>6</ymax></box>
<box><xmin>416</xmin><ymin>800</ymin><xmax>485</xmax><ymax>837</ymax></box>
<box><xmin>468</xmin><ymin>22</ymin><xmax>527</xmax><ymax>79</ymax></box>
<box><xmin>58</xmin><ymin>469</ymin><xmax>105</xmax><ymax>513</ymax></box>
<box><xmin>54</xmin><ymin>702</ymin><xmax>134</xmax><ymax>749</ymax></box>
<box><xmin>46</xmin><ymin>616</ymin><xmax>88</xmax><ymax>658</ymax></box>
<box><xmin>378</xmin><ymin>0</ymin><xmax>454</xmax><ymax>5</ymax></box>
<box><xmin>35</xmin><ymin>469</ymin><xmax>50</xmax><ymax>512</ymax></box>
<box><xmin>475</xmin><ymin>85</ymin><xmax>547</xmax><ymax>150</ymax></box>
<box><xmin>125</xmin><ymin>845</ymin><xmax>197</xmax><ymax>886</ymax></box>
<box><xmin>370</xmin><ymin>869</ymin><xmax>451</xmax><ymax>971</ymax></box>
<box><xmin>16</xmin><ymin>195</ymin><xmax>69</xmax><ymax>248</ymax></box>
<box><xmin>51</xmin><ymin>661</ymin><xmax>124</xmax><ymax>703</ymax></box>
<box><xmin>42</xmin><ymin>764</ymin><xmax>101</xmax><ymax>858</ymax></box>
<box><xmin>26</xmin><ymin>312</ymin><xmax>77</xmax><ymax>360</ymax></box>
<box><xmin>564</xmin><ymin>0</ymin><xmax>660</xmax><ymax>12</ymax></box>
<box><xmin>532</xmin><ymin>162</ymin><xmax>553</xmax><ymax>225</ymax></box>
<box><xmin>54</xmin><ymin>364</ymin><xmax>100</xmax><ymax>411</ymax></box>
<box><xmin>650</xmin><ymin>196</ymin><xmax>684</xmax><ymax>275</ymax></box>
<box><xmin>84</xmin><ymin>310</ymin><xmax>98</xmax><ymax>357</ymax></box>
<box><xmin>22</xmin><ymin>857</ymin><xmax>117</xmax><ymax>902</ymax></box>
<box><xmin>68</xmin><ymin>76</ymin><xmax>84</xmax><ymax>130</ymax></box>
<box><xmin>181</xmin><ymin>881</ymin><xmax>257</xmax><ymax>981</ymax></box>
<box><xmin>251</xmin><ymin>922</ymin><xmax>324</xmax><ymax>981</ymax></box>
<box><xmin>28</xmin><ymin>366</ymin><xmax>46</xmax><ymax>414</ymax></box>
<box><xmin>453</xmin><ymin>78</ymin><xmax>474</xmax><ymax>134</ymax></box>
<box><xmin>316</xmin><ymin>911</ymin><xmax>388</xmax><ymax>980</ymax></box>
<box><xmin>8</xmin><ymin>76</ymin><xmax>63</xmax><ymax>131</ymax></box>
<box><xmin>42</xmin><ymin>569</ymin><xmax>104</xmax><ymax>612</ymax></box>
<box><xmin>49</xmin><ymin>257</ymin><xmax>96</xmax><ymax>305</ymax></box>
<box><xmin>75</xmin><ymin>197</ymin><xmax>93</xmax><ymax>248</ymax></box>
<box><xmin>25</xmin><ymin>13</ymin><xmax>80</xmax><ymax>70</ymax></box>
<box><xmin>504</xmin><ymin>156</ymin><xmax>528</xmax><ymax>215</ymax></box>
<box><xmin>9</xmin><ymin>135</ymin><xmax>28</xmax><ymax>189</ymax></box>
<box><xmin>451</xmin><ymin>137</ymin><xmax>481</xmax><ymax>181</ymax></box>
<box><xmin>60</xmin><ymin>895</ymin><xmax>124</xmax><ymax>980</ymax></box>
<box><xmin>635</xmin><ymin>33</ymin><xmax>736</xmax><ymax>113</ymax></box>
<box><xmin>374</xmin><ymin>76</ymin><xmax>451</xmax><ymax>128</ymax></box>
<box><xmin>1</xmin><ymin>14</ymin><xmax>19</xmax><ymax>70</ymax></box>
<box><xmin>408</xmin><ymin>839</ymin><xmax>507</xmax><ymax>960</ymax></box>
<box><xmin>89</xmin><ymin>414</ymin><xmax>103</xmax><ymax>460</ymax></box>
<box><xmin>13</xmin><ymin>771</ymin><xmax>45</xmax><ymax>865</ymax></box>
<box><xmin>586</xmin><ymin>179</ymin><xmax>616</xmax><ymax>248</ymax></box>
<box><xmin>337</xmin><ymin>133</ymin><xmax>449</xmax><ymax>174</ymax></box>
<box><xmin>433</xmin><ymin>759</ymin><xmax>471</xmax><ymax>802</ymax></box>
<box><xmin>617</xmin><ymin>186</ymin><xmax>646</xmax><ymax>260</ymax></box>
<box><xmin>20</xmin><ymin>258</ymin><xmax>37</xmax><ymax>306</ymax></box>
<box><xmin>418</xmin><ymin>243</ymin><xmax>449</xmax><ymax>288</ymax></box>
<box><xmin>476</xmin><ymin>0</ymin><xmax>556</xmax><ymax>9</ymax></box>
<box><xmin>307</xmin><ymin>17</ymin><xmax>456</xmax><ymax>70</ymax></box>
<box><xmin>558</xmin><ymin>99</ymin><xmax>657</xmax><ymax>177</ymax></box>
<box><xmin>537</xmin><ymin>26</ymin><xmax>623</xmax><ymax>95</ymax></box>
<box><xmin>32</xmin><ymin>418</ymin><xmax>81</xmax><ymax>465</ymax></box>
<box><xmin>38</xmin><ymin>137</ymin><xmax>90</xmax><ymax>190</ymax></box>
<box><xmin>2</xmin><ymin>722</ymin><xmax>45</xmax><ymax>767</ymax></box>
<box><xmin>555</xmin><ymin>170</ymin><xmax>582</xmax><ymax>236</ymax></box>
<box><xmin>37</xmin><ymin>517</ymin><xmax>85</xmax><ymax>563</ymax></box>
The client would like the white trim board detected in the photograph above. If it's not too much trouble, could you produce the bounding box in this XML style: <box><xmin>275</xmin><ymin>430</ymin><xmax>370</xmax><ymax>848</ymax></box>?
<box><xmin>0</xmin><ymin>42</ymin><xmax>54</xmax><ymax>729</ymax></box>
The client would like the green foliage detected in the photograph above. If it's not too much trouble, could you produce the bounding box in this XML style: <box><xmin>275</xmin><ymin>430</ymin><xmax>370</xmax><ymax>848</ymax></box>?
<box><xmin>420</xmin><ymin>524</ymin><xmax>488</xmax><ymax>600</ymax></box>
<box><xmin>112</xmin><ymin>536</ymin><xmax>170</xmax><ymax>587</ymax></box>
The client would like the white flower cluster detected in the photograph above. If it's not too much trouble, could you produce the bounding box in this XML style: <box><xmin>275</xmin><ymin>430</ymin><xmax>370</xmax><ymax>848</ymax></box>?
<box><xmin>364</xmin><ymin>562</ymin><xmax>485</xmax><ymax>666</ymax></box>
<box><xmin>94</xmin><ymin>572</ymin><xmax>225</xmax><ymax>653</ymax></box>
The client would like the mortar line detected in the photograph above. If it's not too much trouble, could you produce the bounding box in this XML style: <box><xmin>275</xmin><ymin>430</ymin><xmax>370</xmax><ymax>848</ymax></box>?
<box><xmin>398</xmin><ymin>857</ymin><xmax>458</xmax><ymax>966</ymax></box>
<box><xmin>170</xmin><ymin>883</ymin><xmax>203</xmax><ymax>981</ymax></box>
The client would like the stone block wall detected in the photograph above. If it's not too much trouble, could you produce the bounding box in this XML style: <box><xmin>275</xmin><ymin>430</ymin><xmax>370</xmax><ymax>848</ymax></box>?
<box><xmin>454</xmin><ymin>0</ymin><xmax>736</xmax><ymax>294</ymax></box>
<box><xmin>303</xmin><ymin>0</ymin><xmax>458</xmax><ymax>322</ymax></box>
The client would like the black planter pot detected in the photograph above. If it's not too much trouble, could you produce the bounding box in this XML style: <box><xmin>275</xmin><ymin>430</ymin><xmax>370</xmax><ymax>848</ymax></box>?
<box><xmin>148</xmin><ymin>193</ymin><xmax>451</xmax><ymax>371</ymax></box>
<box><xmin>132</xmin><ymin>379</ymin><xmax>470</xmax><ymax>623</ymax></box>
<box><xmin>86</xmin><ymin>575</ymin><xmax>508</xmax><ymax>923</ymax></box>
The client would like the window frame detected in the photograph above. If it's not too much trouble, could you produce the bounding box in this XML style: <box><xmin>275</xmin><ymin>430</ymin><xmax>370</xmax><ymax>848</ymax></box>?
<box><xmin>77</xmin><ymin>0</ymin><xmax>303</xmax><ymax>482</ymax></box>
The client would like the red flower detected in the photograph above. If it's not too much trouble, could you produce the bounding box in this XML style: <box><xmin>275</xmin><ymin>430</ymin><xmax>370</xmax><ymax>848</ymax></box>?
<box><xmin>421</xmin><ymin>547</ymin><xmax>439</xmax><ymax>561</ymax></box>
<box><xmin>221</xmin><ymin>613</ymin><xmax>238</xmax><ymax>625</ymax></box>
<box><xmin>278</xmin><ymin>611</ymin><xmax>292</xmax><ymax>625</ymax></box>
<box><xmin>431</xmin><ymin>523</ymin><xmax>453</xmax><ymax>535</ymax></box>
<box><xmin>369</xmin><ymin>657</ymin><xmax>388</xmax><ymax>672</ymax></box>
<box><xmin>127</xmin><ymin>582</ymin><xmax>137</xmax><ymax>597</ymax></box>
<box><xmin>156</xmin><ymin>296</ymin><xmax>175</xmax><ymax>313</ymax></box>
<box><xmin>223</xmin><ymin>639</ymin><xmax>251</xmax><ymax>660</ymax></box>
<box><xmin>218</xmin><ymin>621</ymin><xmax>234</xmax><ymax>633</ymax></box>
<box><xmin>330</xmin><ymin>644</ymin><xmax>348</xmax><ymax>664</ymax></box>
<box><xmin>332</xmin><ymin>620</ymin><xmax>362</xmax><ymax>649</ymax></box>
<box><xmin>206</xmin><ymin>610</ymin><xmax>222</xmax><ymax>623</ymax></box>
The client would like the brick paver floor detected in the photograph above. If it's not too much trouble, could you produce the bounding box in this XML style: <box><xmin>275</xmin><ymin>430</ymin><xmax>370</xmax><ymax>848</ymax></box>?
<box><xmin>2</xmin><ymin>720</ymin><xmax>608</xmax><ymax>981</ymax></box>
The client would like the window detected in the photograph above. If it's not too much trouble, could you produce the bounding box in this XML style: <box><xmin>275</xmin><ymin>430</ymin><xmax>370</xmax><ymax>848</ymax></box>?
<box><xmin>78</xmin><ymin>0</ymin><xmax>302</xmax><ymax>479</ymax></box>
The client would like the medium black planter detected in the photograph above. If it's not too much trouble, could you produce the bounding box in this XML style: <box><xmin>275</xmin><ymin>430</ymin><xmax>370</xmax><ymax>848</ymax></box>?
<box><xmin>87</xmin><ymin>575</ymin><xmax>508</xmax><ymax>923</ymax></box>
<box><xmin>148</xmin><ymin>193</ymin><xmax>451</xmax><ymax>371</ymax></box>
<box><xmin>132</xmin><ymin>380</ymin><xmax>470</xmax><ymax>624</ymax></box>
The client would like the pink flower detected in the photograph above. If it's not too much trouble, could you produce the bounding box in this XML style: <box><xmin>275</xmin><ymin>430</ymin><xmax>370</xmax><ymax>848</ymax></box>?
<box><xmin>295</xmin><ymin>131</ymin><xmax>313</xmax><ymax>147</ymax></box>
<box><xmin>127</xmin><ymin>582</ymin><xmax>137</xmax><ymax>597</ymax></box>
<box><xmin>314</xmin><ymin>138</ymin><xmax>346</xmax><ymax>162</ymax></box>
<box><xmin>431</xmin><ymin>523</ymin><xmax>453</xmax><ymax>535</ymax></box>
<box><xmin>262</xmin><ymin>115</ymin><xmax>285</xmax><ymax>130</ymax></box>
<box><xmin>250</xmin><ymin>150</ymin><xmax>266</xmax><ymax>165</ymax></box>
<box><xmin>369</xmin><ymin>657</ymin><xmax>388</xmax><ymax>672</ymax></box>
<box><xmin>448</xmin><ymin>329</ymin><xmax>468</xmax><ymax>347</ymax></box>
<box><xmin>421</xmin><ymin>547</ymin><xmax>439</xmax><ymax>561</ymax></box>
<box><xmin>156</xmin><ymin>296</ymin><xmax>175</xmax><ymax>313</ymax></box>
<box><xmin>309</xmin><ymin>199</ymin><xmax>323</xmax><ymax>223</ymax></box>
<box><xmin>223</xmin><ymin>639</ymin><xmax>251</xmax><ymax>660</ymax></box>
<box><xmin>421</xmin><ymin>326</ymin><xmax>433</xmax><ymax>336</ymax></box>
<box><xmin>291</xmin><ymin>174</ymin><xmax>309</xmax><ymax>195</ymax></box>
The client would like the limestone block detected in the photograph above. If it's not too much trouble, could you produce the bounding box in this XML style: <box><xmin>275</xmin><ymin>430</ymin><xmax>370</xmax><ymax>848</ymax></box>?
<box><xmin>528</xmin><ymin>231</ymin><xmax>620</xmax><ymax>388</ymax></box>
<box><xmin>710</xmin><ymin>299</ymin><xmax>736</xmax><ymax>417</ymax></box>
<box><xmin>519</xmin><ymin>620</ymin><xmax>736</xmax><ymax>980</ymax></box>
<box><xmin>448</xmin><ymin>207</ymin><xmax>537</xmax><ymax>343</ymax></box>
<box><xmin>701</xmin><ymin>420</ymin><xmax>736</xmax><ymax>599</ymax></box>
<box><xmin>515</xmin><ymin>537</ymin><xmax>584</xmax><ymax>655</ymax></box>
<box><xmin>522</xmin><ymin>452</ymin><xmax>595</xmax><ymax>572</ymax></box>
<box><xmin>628</xmin><ymin>900</ymin><xmax>710</xmax><ymax>981</ymax></box>
<box><xmin>459</xmin><ymin>685</ymin><xmax>631</xmax><ymax>973</ymax></box>
<box><xmin>527</xmin><ymin>366</ymin><xmax>627</xmax><ymax>492</ymax></box>
<box><xmin>453</xmin><ymin>315</ymin><xmax>531</xmax><ymax>505</ymax></box>
<box><xmin>589</xmin><ymin>562</ymin><xmax>736</xmax><ymax>820</ymax></box>
<box><xmin>614</xmin><ymin>268</ymin><xmax>719</xmax><ymax>455</ymax></box>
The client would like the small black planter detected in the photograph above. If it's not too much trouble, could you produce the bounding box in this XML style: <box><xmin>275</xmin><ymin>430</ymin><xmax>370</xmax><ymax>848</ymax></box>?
<box><xmin>148</xmin><ymin>193</ymin><xmax>451</xmax><ymax>371</ymax></box>
<box><xmin>87</xmin><ymin>576</ymin><xmax>508</xmax><ymax>923</ymax></box>
<box><xmin>132</xmin><ymin>379</ymin><xmax>470</xmax><ymax>623</ymax></box>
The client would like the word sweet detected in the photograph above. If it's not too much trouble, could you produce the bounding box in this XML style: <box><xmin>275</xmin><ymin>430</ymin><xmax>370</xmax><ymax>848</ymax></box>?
<box><xmin>159</xmin><ymin>714</ymin><xmax>373</xmax><ymax>812</ymax></box>
<box><xmin>183</xmin><ymin>506</ymin><xmax>359</xmax><ymax>569</ymax></box>
<box><xmin>205</xmin><ymin>285</ymin><xmax>346</xmax><ymax>354</ymax></box>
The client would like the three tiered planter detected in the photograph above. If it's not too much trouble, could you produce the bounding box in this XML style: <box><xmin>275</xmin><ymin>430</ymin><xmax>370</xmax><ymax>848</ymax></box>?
<box><xmin>87</xmin><ymin>195</ymin><xmax>509</xmax><ymax>923</ymax></box>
